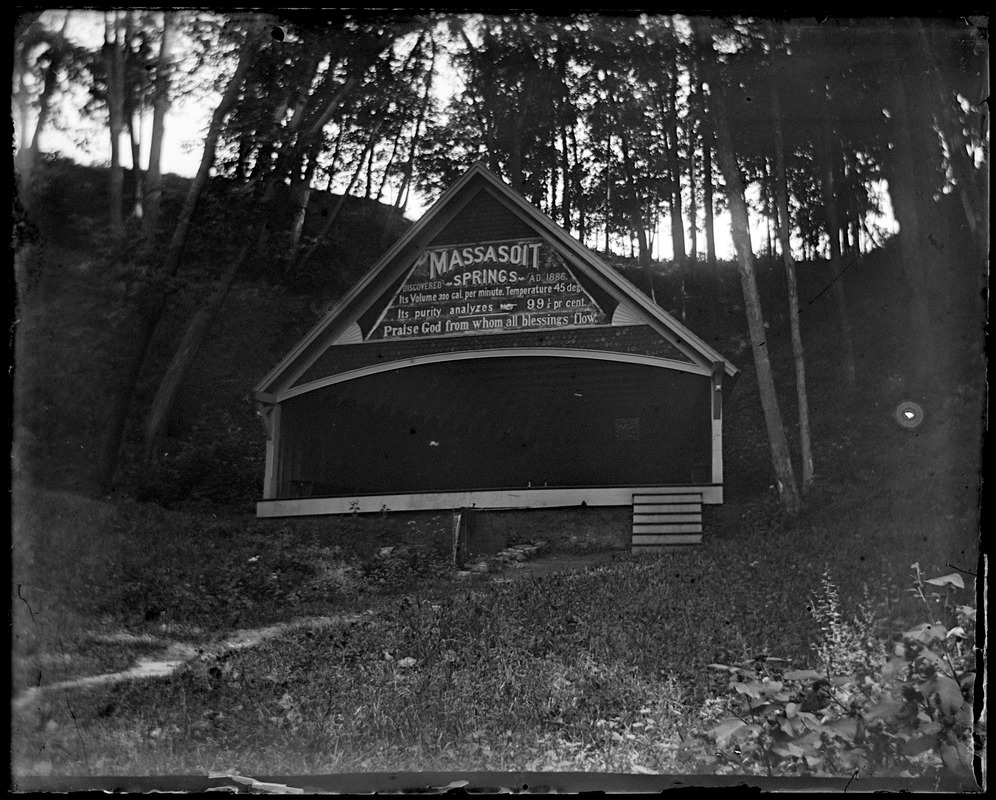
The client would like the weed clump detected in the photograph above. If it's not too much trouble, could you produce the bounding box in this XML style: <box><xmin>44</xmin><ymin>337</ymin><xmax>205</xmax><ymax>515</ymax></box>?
<box><xmin>686</xmin><ymin>566</ymin><xmax>978</xmax><ymax>785</ymax></box>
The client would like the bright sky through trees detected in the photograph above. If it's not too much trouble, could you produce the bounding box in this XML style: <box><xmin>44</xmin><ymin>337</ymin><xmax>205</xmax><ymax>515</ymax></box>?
<box><xmin>24</xmin><ymin>10</ymin><xmax>214</xmax><ymax>181</ymax></box>
<box><xmin>19</xmin><ymin>9</ymin><xmax>906</xmax><ymax>263</ymax></box>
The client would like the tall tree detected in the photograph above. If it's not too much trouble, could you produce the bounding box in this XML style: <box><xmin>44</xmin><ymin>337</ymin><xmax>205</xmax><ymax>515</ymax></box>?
<box><xmin>882</xmin><ymin>30</ymin><xmax>940</xmax><ymax>387</ymax></box>
<box><xmin>687</xmin><ymin>67</ymin><xmax>699</xmax><ymax>263</ymax></box>
<box><xmin>381</xmin><ymin>32</ymin><xmax>437</xmax><ymax>244</ymax></box>
<box><xmin>919</xmin><ymin>24</ymin><xmax>985</xmax><ymax>256</ymax></box>
<box><xmin>817</xmin><ymin>86</ymin><xmax>857</xmax><ymax>387</ymax></box>
<box><xmin>96</xmin><ymin>17</ymin><xmax>268</xmax><ymax>491</ymax></box>
<box><xmin>144</xmin><ymin>11</ymin><xmax>175</xmax><ymax>236</ymax></box>
<box><xmin>702</xmin><ymin>124</ymin><xmax>717</xmax><ymax>269</ymax></box>
<box><xmin>295</xmin><ymin>119</ymin><xmax>386</xmax><ymax>274</ymax></box>
<box><xmin>690</xmin><ymin>20</ymin><xmax>721</xmax><ymax>338</ymax></box>
<box><xmin>664</xmin><ymin>46</ymin><xmax>687</xmax><ymax>266</ymax></box>
<box><xmin>769</xmin><ymin>34</ymin><xmax>814</xmax><ymax>492</ymax></box>
<box><xmin>103</xmin><ymin>11</ymin><xmax>127</xmax><ymax>236</ymax></box>
<box><xmin>16</xmin><ymin>12</ymin><xmax>76</xmax><ymax>187</ymax></box>
<box><xmin>427</xmin><ymin>15</ymin><xmax>575</xmax><ymax>209</ymax></box>
<box><xmin>699</xmin><ymin>19</ymin><xmax>801</xmax><ymax>516</ymax></box>
<box><xmin>618</xmin><ymin>127</ymin><xmax>658</xmax><ymax>301</ymax></box>
<box><xmin>121</xmin><ymin>10</ymin><xmax>147</xmax><ymax>220</ymax></box>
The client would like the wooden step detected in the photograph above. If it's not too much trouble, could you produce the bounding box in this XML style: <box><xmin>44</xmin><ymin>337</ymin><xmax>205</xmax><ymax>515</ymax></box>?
<box><xmin>632</xmin><ymin>503</ymin><xmax>702</xmax><ymax>514</ymax></box>
<box><xmin>634</xmin><ymin>516</ymin><xmax>702</xmax><ymax>525</ymax></box>
<box><xmin>632</xmin><ymin>524</ymin><xmax>703</xmax><ymax>535</ymax></box>
<box><xmin>631</xmin><ymin>492</ymin><xmax>703</xmax><ymax>552</ymax></box>
<box><xmin>632</xmin><ymin>493</ymin><xmax>702</xmax><ymax>504</ymax></box>
<box><xmin>632</xmin><ymin>537</ymin><xmax>703</xmax><ymax>551</ymax></box>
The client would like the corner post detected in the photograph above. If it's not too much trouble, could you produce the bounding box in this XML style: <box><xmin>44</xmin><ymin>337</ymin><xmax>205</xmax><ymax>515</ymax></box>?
<box><xmin>711</xmin><ymin>361</ymin><xmax>724</xmax><ymax>487</ymax></box>
<box><xmin>257</xmin><ymin>402</ymin><xmax>281</xmax><ymax>500</ymax></box>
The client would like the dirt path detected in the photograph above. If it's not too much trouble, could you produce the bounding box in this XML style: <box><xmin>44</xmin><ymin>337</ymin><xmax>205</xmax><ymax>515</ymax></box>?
<box><xmin>14</xmin><ymin>550</ymin><xmax>624</xmax><ymax>713</ymax></box>
<box><xmin>12</xmin><ymin>614</ymin><xmax>365</xmax><ymax>713</ymax></box>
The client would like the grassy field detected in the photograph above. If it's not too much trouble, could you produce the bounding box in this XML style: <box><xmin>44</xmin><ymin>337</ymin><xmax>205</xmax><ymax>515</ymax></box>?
<box><xmin>11</xmin><ymin>160</ymin><xmax>985</xmax><ymax>785</ymax></box>
<box><xmin>11</xmin><ymin>476</ymin><xmax>980</xmax><ymax>779</ymax></box>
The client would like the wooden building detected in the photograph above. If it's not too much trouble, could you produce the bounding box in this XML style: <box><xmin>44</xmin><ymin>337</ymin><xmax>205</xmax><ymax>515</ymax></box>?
<box><xmin>254</xmin><ymin>164</ymin><xmax>738</xmax><ymax>550</ymax></box>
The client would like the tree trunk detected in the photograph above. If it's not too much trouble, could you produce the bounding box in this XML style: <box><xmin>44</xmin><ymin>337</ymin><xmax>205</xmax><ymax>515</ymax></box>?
<box><xmin>700</xmin><ymin>90</ymin><xmax>719</xmax><ymax>335</ymax></box>
<box><xmin>619</xmin><ymin>131</ymin><xmax>656</xmax><ymax>302</ymax></box>
<box><xmin>691</xmin><ymin>22</ymin><xmax>718</xmax><ymax>272</ymax></box>
<box><xmin>94</xmin><ymin>302</ymin><xmax>157</xmax><ymax>493</ymax></box>
<box><xmin>509</xmin><ymin>104</ymin><xmax>528</xmax><ymax>194</ymax></box>
<box><xmin>288</xmin><ymin>153</ymin><xmax>317</xmax><ymax>255</ymax></box>
<box><xmin>94</xmin><ymin>22</ymin><xmax>263</xmax><ymax>492</ymax></box>
<box><xmin>104</xmin><ymin>11</ymin><xmax>126</xmax><ymax>237</ymax></box>
<box><xmin>547</xmin><ymin>127</ymin><xmax>558</xmax><ymax>219</ymax></box>
<box><xmin>144</xmin><ymin>10</ymin><xmax>174</xmax><ymax>236</ymax></box>
<box><xmin>265</xmin><ymin>40</ymin><xmax>385</xmax><ymax>266</ymax></box>
<box><xmin>570</xmin><ymin>122</ymin><xmax>586</xmax><ymax>245</ymax></box>
<box><xmin>126</xmin><ymin>111</ymin><xmax>144</xmax><ymax>220</ymax></box>
<box><xmin>763</xmin><ymin>160</ymin><xmax>774</xmax><ymax>259</ymax></box>
<box><xmin>296</xmin><ymin>123</ymin><xmax>383</xmax><ymax>273</ymax></box>
<box><xmin>604</xmin><ymin>133</ymin><xmax>612</xmax><ymax>257</ymax></box>
<box><xmin>918</xmin><ymin>23</ymin><xmax>984</xmax><ymax>254</ymax></box>
<box><xmin>936</xmin><ymin>103</ymin><xmax>982</xmax><ymax>242</ymax></box>
<box><xmin>818</xmin><ymin>91</ymin><xmax>857</xmax><ymax>388</ymax></box>
<box><xmin>160</xmin><ymin>25</ymin><xmax>262</xmax><ymax>284</ymax></box>
<box><xmin>303</xmin><ymin>72</ymin><xmax>361</xmax><ymax>141</ymax></box>
<box><xmin>665</xmin><ymin>73</ymin><xmax>686</xmax><ymax>266</ymax></box>
<box><xmin>886</xmin><ymin>62</ymin><xmax>940</xmax><ymax>386</ymax></box>
<box><xmin>688</xmin><ymin>65</ymin><xmax>700</xmax><ymax>263</ymax></box>
<box><xmin>23</xmin><ymin>13</ymin><xmax>72</xmax><ymax>186</ymax></box>
<box><xmin>703</xmin><ymin>134</ymin><xmax>717</xmax><ymax>269</ymax></box>
<box><xmin>374</xmin><ymin>30</ymin><xmax>426</xmax><ymax>207</ymax></box>
<box><xmin>559</xmin><ymin>113</ymin><xmax>572</xmax><ymax>233</ymax></box>
<box><xmin>122</xmin><ymin>10</ymin><xmax>145</xmax><ymax>221</ymax></box>
<box><xmin>382</xmin><ymin>45</ymin><xmax>435</xmax><ymax>247</ymax></box>
<box><xmin>14</xmin><ymin>28</ymin><xmax>34</xmax><ymax>159</ymax></box>
<box><xmin>142</xmin><ymin>237</ymin><xmax>253</xmax><ymax>458</ymax></box>
<box><xmin>688</xmin><ymin>134</ymin><xmax>698</xmax><ymax>263</ymax></box>
<box><xmin>375</xmin><ymin>125</ymin><xmax>405</xmax><ymax>204</ymax></box>
<box><xmin>711</xmin><ymin>65</ymin><xmax>801</xmax><ymax>516</ymax></box>
<box><xmin>324</xmin><ymin>125</ymin><xmax>346</xmax><ymax>192</ymax></box>
<box><xmin>299</xmin><ymin>23</ymin><xmax>404</xmax><ymax>143</ymax></box>
<box><xmin>771</xmin><ymin>76</ymin><xmax>814</xmax><ymax>492</ymax></box>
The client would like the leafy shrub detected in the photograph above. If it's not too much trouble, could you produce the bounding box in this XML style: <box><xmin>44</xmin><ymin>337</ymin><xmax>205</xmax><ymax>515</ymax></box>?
<box><xmin>132</xmin><ymin>409</ymin><xmax>264</xmax><ymax>509</ymax></box>
<box><xmin>688</xmin><ymin>566</ymin><xmax>978</xmax><ymax>784</ymax></box>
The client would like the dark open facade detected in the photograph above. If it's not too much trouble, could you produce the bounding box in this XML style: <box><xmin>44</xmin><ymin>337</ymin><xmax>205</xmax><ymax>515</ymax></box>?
<box><xmin>276</xmin><ymin>355</ymin><xmax>713</xmax><ymax>498</ymax></box>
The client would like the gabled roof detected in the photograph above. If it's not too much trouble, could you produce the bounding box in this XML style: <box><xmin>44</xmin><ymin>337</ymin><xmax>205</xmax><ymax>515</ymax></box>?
<box><xmin>255</xmin><ymin>162</ymin><xmax>737</xmax><ymax>400</ymax></box>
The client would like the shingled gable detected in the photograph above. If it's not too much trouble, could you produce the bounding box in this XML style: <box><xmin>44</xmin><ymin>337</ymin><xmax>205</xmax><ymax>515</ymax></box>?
<box><xmin>254</xmin><ymin>162</ymin><xmax>737</xmax><ymax>402</ymax></box>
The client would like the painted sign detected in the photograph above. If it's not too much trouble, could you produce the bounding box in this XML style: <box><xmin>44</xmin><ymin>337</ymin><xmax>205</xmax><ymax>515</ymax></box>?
<box><xmin>368</xmin><ymin>239</ymin><xmax>608</xmax><ymax>340</ymax></box>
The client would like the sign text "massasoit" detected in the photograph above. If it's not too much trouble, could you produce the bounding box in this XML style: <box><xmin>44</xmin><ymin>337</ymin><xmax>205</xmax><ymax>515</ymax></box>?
<box><xmin>368</xmin><ymin>238</ymin><xmax>608</xmax><ymax>340</ymax></box>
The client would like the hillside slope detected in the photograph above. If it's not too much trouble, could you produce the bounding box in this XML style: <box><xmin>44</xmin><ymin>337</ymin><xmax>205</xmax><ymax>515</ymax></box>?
<box><xmin>12</xmin><ymin>156</ymin><xmax>986</xmax><ymax>579</ymax></box>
